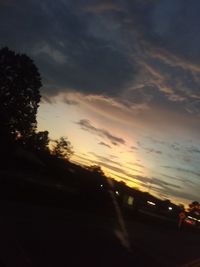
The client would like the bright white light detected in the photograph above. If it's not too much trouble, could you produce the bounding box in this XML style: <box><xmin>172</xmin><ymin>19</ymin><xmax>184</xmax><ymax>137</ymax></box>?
<box><xmin>115</xmin><ymin>190</ymin><xmax>119</xmax><ymax>195</ymax></box>
<box><xmin>168</xmin><ymin>207</ymin><xmax>173</xmax><ymax>210</ymax></box>
<box><xmin>147</xmin><ymin>201</ymin><xmax>156</xmax><ymax>206</ymax></box>
<box><xmin>100</xmin><ymin>184</ymin><xmax>103</xmax><ymax>188</ymax></box>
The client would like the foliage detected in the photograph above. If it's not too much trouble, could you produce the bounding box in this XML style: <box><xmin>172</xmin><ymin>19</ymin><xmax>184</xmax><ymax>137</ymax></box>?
<box><xmin>0</xmin><ymin>47</ymin><xmax>41</xmax><ymax>145</ymax></box>
<box><xmin>88</xmin><ymin>165</ymin><xmax>104</xmax><ymax>175</ymax></box>
<box><xmin>188</xmin><ymin>201</ymin><xmax>200</xmax><ymax>215</ymax></box>
<box><xmin>52</xmin><ymin>137</ymin><xmax>73</xmax><ymax>159</ymax></box>
<box><xmin>22</xmin><ymin>131</ymin><xmax>50</xmax><ymax>153</ymax></box>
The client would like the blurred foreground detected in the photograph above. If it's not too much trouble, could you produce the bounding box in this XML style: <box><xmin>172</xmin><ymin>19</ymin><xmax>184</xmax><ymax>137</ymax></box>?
<box><xmin>0</xmin><ymin>172</ymin><xmax>199</xmax><ymax>267</ymax></box>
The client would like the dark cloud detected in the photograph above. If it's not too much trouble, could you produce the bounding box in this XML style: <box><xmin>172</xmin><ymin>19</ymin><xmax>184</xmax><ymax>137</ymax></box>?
<box><xmin>188</xmin><ymin>146</ymin><xmax>200</xmax><ymax>155</ymax></box>
<box><xmin>171</xmin><ymin>143</ymin><xmax>180</xmax><ymax>151</ymax></box>
<box><xmin>109</xmin><ymin>154</ymin><xmax>118</xmax><ymax>159</ymax></box>
<box><xmin>0</xmin><ymin>0</ymin><xmax>135</xmax><ymax>97</ymax></box>
<box><xmin>146</xmin><ymin>136</ymin><xmax>167</xmax><ymax>145</ymax></box>
<box><xmin>93</xmin><ymin>161</ymin><xmax>129</xmax><ymax>177</ymax></box>
<box><xmin>131</xmin><ymin>175</ymin><xmax>182</xmax><ymax>190</ymax></box>
<box><xmin>98</xmin><ymin>142</ymin><xmax>111</xmax><ymax>148</ymax></box>
<box><xmin>152</xmin><ymin>178</ymin><xmax>181</xmax><ymax>190</ymax></box>
<box><xmin>2</xmin><ymin>0</ymin><xmax>200</xmax><ymax>115</ymax></box>
<box><xmin>41</xmin><ymin>95</ymin><xmax>54</xmax><ymax>104</ymax></box>
<box><xmin>92</xmin><ymin>159</ymin><xmax>181</xmax><ymax>191</ymax></box>
<box><xmin>146</xmin><ymin>137</ymin><xmax>183</xmax><ymax>154</ymax></box>
<box><xmin>162</xmin><ymin>165</ymin><xmax>200</xmax><ymax>178</ymax></box>
<box><xmin>152</xmin><ymin>186</ymin><xmax>199</xmax><ymax>202</ymax></box>
<box><xmin>63</xmin><ymin>97</ymin><xmax>79</xmax><ymax>106</ymax></box>
<box><xmin>89</xmin><ymin>152</ymin><xmax>120</xmax><ymax>166</ymax></box>
<box><xmin>137</xmin><ymin>142</ymin><xmax>162</xmax><ymax>155</ymax></box>
<box><xmin>87</xmin><ymin>154</ymin><xmax>195</xmax><ymax>201</ymax></box>
<box><xmin>82</xmin><ymin>2</ymin><xmax>123</xmax><ymax>13</ymax></box>
<box><xmin>124</xmin><ymin>166</ymin><xmax>143</xmax><ymax>175</ymax></box>
<box><xmin>146</xmin><ymin>148</ymin><xmax>162</xmax><ymax>155</ymax></box>
<box><xmin>126</xmin><ymin>162</ymin><xmax>144</xmax><ymax>168</ymax></box>
<box><xmin>77</xmin><ymin>153</ymin><xmax>196</xmax><ymax>201</ymax></box>
<box><xmin>149</xmin><ymin>0</ymin><xmax>200</xmax><ymax>65</ymax></box>
<box><xmin>77</xmin><ymin>119</ymin><xmax>125</xmax><ymax>145</ymax></box>
<box><xmin>160</xmin><ymin>173</ymin><xmax>196</xmax><ymax>186</ymax></box>
<box><xmin>130</xmin><ymin>146</ymin><xmax>138</xmax><ymax>150</ymax></box>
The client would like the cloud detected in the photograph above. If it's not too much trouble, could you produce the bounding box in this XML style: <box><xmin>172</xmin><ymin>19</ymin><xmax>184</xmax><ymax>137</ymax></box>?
<box><xmin>41</xmin><ymin>95</ymin><xmax>54</xmax><ymax>104</ymax></box>
<box><xmin>146</xmin><ymin>136</ymin><xmax>167</xmax><ymax>145</ymax></box>
<box><xmin>77</xmin><ymin>119</ymin><xmax>126</xmax><ymax>145</ymax></box>
<box><xmin>126</xmin><ymin>162</ymin><xmax>144</xmax><ymax>168</ymax></box>
<box><xmin>146</xmin><ymin>148</ymin><xmax>162</xmax><ymax>155</ymax></box>
<box><xmin>63</xmin><ymin>97</ymin><xmax>79</xmax><ymax>106</ymax></box>
<box><xmin>89</xmin><ymin>152</ymin><xmax>120</xmax><ymax>166</ymax></box>
<box><xmin>137</xmin><ymin>142</ymin><xmax>162</xmax><ymax>155</ymax></box>
<box><xmin>98</xmin><ymin>142</ymin><xmax>111</xmax><ymax>148</ymax></box>
<box><xmin>188</xmin><ymin>146</ymin><xmax>200</xmax><ymax>155</ymax></box>
<box><xmin>82</xmin><ymin>2</ymin><xmax>123</xmax><ymax>13</ymax></box>
<box><xmin>186</xmin><ymin>100</ymin><xmax>200</xmax><ymax>115</ymax></box>
<box><xmin>162</xmin><ymin>166</ymin><xmax>200</xmax><ymax>178</ymax></box>
<box><xmin>0</xmin><ymin>0</ymin><xmax>136</xmax><ymax>97</ymax></box>
<box><xmin>32</xmin><ymin>44</ymin><xmax>67</xmax><ymax>64</ymax></box>
<box><xmin>76</xmin><ymin>153</ymin><xmax>194</xmax><ymax>202</ymax></box>
<box><xmin>171</xmin><ymin>143</ymin><xmax>180</xmax><ymax>151</ymax></box>
<box><xmin>130</xmin><ymin>146</ymin><xmax>138</xmax><ymax>150</ymax></box>
<box><xmin>2</xmin><ymin>0</ymin><xmax>200</xmax><ymax>119</ymax></box>
<box><xmin>91</xmin><ymin>158</ymin><xmax>181</xmax><ymax>191</ymax></box>
<box><xmin>152</xmin><ymin>186</ymin><xmax>199</xmax><ymax>203</ymax></box>
<box><xmin>0</xmin><ymin>0</ymin><xmax>15</xmax><ymax>7</ymax></box>
<box><xmin>159</xmin><ymin>173</ymin><xmax>196</xmax><ymax>186</ymax></box>
<box><xmin>94</xmin><ymin>161</ymin><xmax>129</xmax><ymax>177</ymax></box>
<box><xmin>146</xmin><ymin>137</ymin><xmax>183</xmax><ymax>153</ymax></box>
<box><xmin>152</xmin><ymin>178</ymin><xmax>181</xmax><ymax>190</ymax></box>
<box><xmin>76</xmin><ymin>152</ymin><xmax>197</xmax><ymax>202</ymax></box>
<box><xmin>124</xmin><ymin>166</ymin><xmax>143</xmax><ymax>175</ymax></box>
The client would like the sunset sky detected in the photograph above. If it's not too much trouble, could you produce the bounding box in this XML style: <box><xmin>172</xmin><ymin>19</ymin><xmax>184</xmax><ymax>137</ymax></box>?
<box><xmin>1</xmin><ymin>0</ymin><xmax>200</xmax><ymax>206</ymax></box>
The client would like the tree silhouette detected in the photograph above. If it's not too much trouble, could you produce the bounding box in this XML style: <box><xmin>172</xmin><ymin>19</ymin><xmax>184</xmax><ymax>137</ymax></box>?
<box><xmin>0</xmin><ymin>47</ymin><xmax>41</xmax><ymax>148</ymax></box>
<box><xmin>188</xmin><ymin>201</ymin><xmax>200</xmax><ymax>215</ymax></box>
<box><xmin>52</xmin><ymin>137</ymin><xmax>73</xmax><ymax>159</ymax></box>
<box><xmin>22</xmin><ymin>131</ymin><xmax>49</xmax><ymax>153</ymax></box>
<box><xmin>88</xmin><ymin>165</ymin><xmax>104</xmax><ymax>175</ymax></box>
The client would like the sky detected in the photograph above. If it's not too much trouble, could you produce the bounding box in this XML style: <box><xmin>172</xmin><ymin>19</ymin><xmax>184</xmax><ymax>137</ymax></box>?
<box><xmin>1</xmin><ymin>0</ymin><xmax>200</xmax><ymax>206</ymax></box>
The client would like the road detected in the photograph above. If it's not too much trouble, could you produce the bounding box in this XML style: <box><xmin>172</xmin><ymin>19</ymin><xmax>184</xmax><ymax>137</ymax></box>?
<box><xmin>0</xmin><ymin>200</ymin><xmax>199</xmax><ymax>266</ymax></box>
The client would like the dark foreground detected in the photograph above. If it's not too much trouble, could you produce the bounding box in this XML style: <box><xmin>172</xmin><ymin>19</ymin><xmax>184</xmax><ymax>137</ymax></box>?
<box><xmin>0</xmin><ymin>173</ymin><xmax>199</xmax><ymax>267</ymax></box>
<box><xmin>0</xmin><ymin>200</ymin><xmax>199</xmax><ymax>267</ymax></box>
<box><xmin>0</xmin><ymin>200</ymin><xmax>159</xmax><ymax>267</ymax></box>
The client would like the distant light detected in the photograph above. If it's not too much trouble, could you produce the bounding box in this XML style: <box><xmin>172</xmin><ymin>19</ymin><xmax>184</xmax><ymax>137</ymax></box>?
<box><xmin>188</xmin><ymin>215</ymin><xmax>198</xmax><ymax>221</ymax></box>
<box><xmin>168</xmin><ymin>207</ymin><xmax>173</xmax><ymax>210</ymax></box>
<box><xmin>127</xmin><ymin>196</ymin><xmax>134</xmax><ymax>206</ymax></box>
<box><xmin>185</xmin><ymin>219</ymin><xmax>194</xmax><ymax>225</ymax></box>
<box><xmin>100</xmin><ymin>184</ymin><xmax>103</xmax><ymax>188</ymax></box>
<box><xmin>147</xmin><ymin>201</ymin><xmax>156</xmax><ymax>206</ymax></box>
<box><xmin>115</xmin><ymin>190</ymin><xmax>119</xmax><ymax>196</ymax></box>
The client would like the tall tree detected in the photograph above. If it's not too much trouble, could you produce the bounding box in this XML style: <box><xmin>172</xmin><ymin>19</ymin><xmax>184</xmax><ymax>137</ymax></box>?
<box><xmin>0</xmin><ymin>47</ymin><xmax>41</xmax><ymax>146</ymax></box>
<box><xmin>24</xmin><ymin>131</ymin><xmax>49</xmax><ymax>153</ymax></box>
<box><xmin>52</xmin><ymin>137</ymin><xmax>73</xmax><ymax>159</ymax></box>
